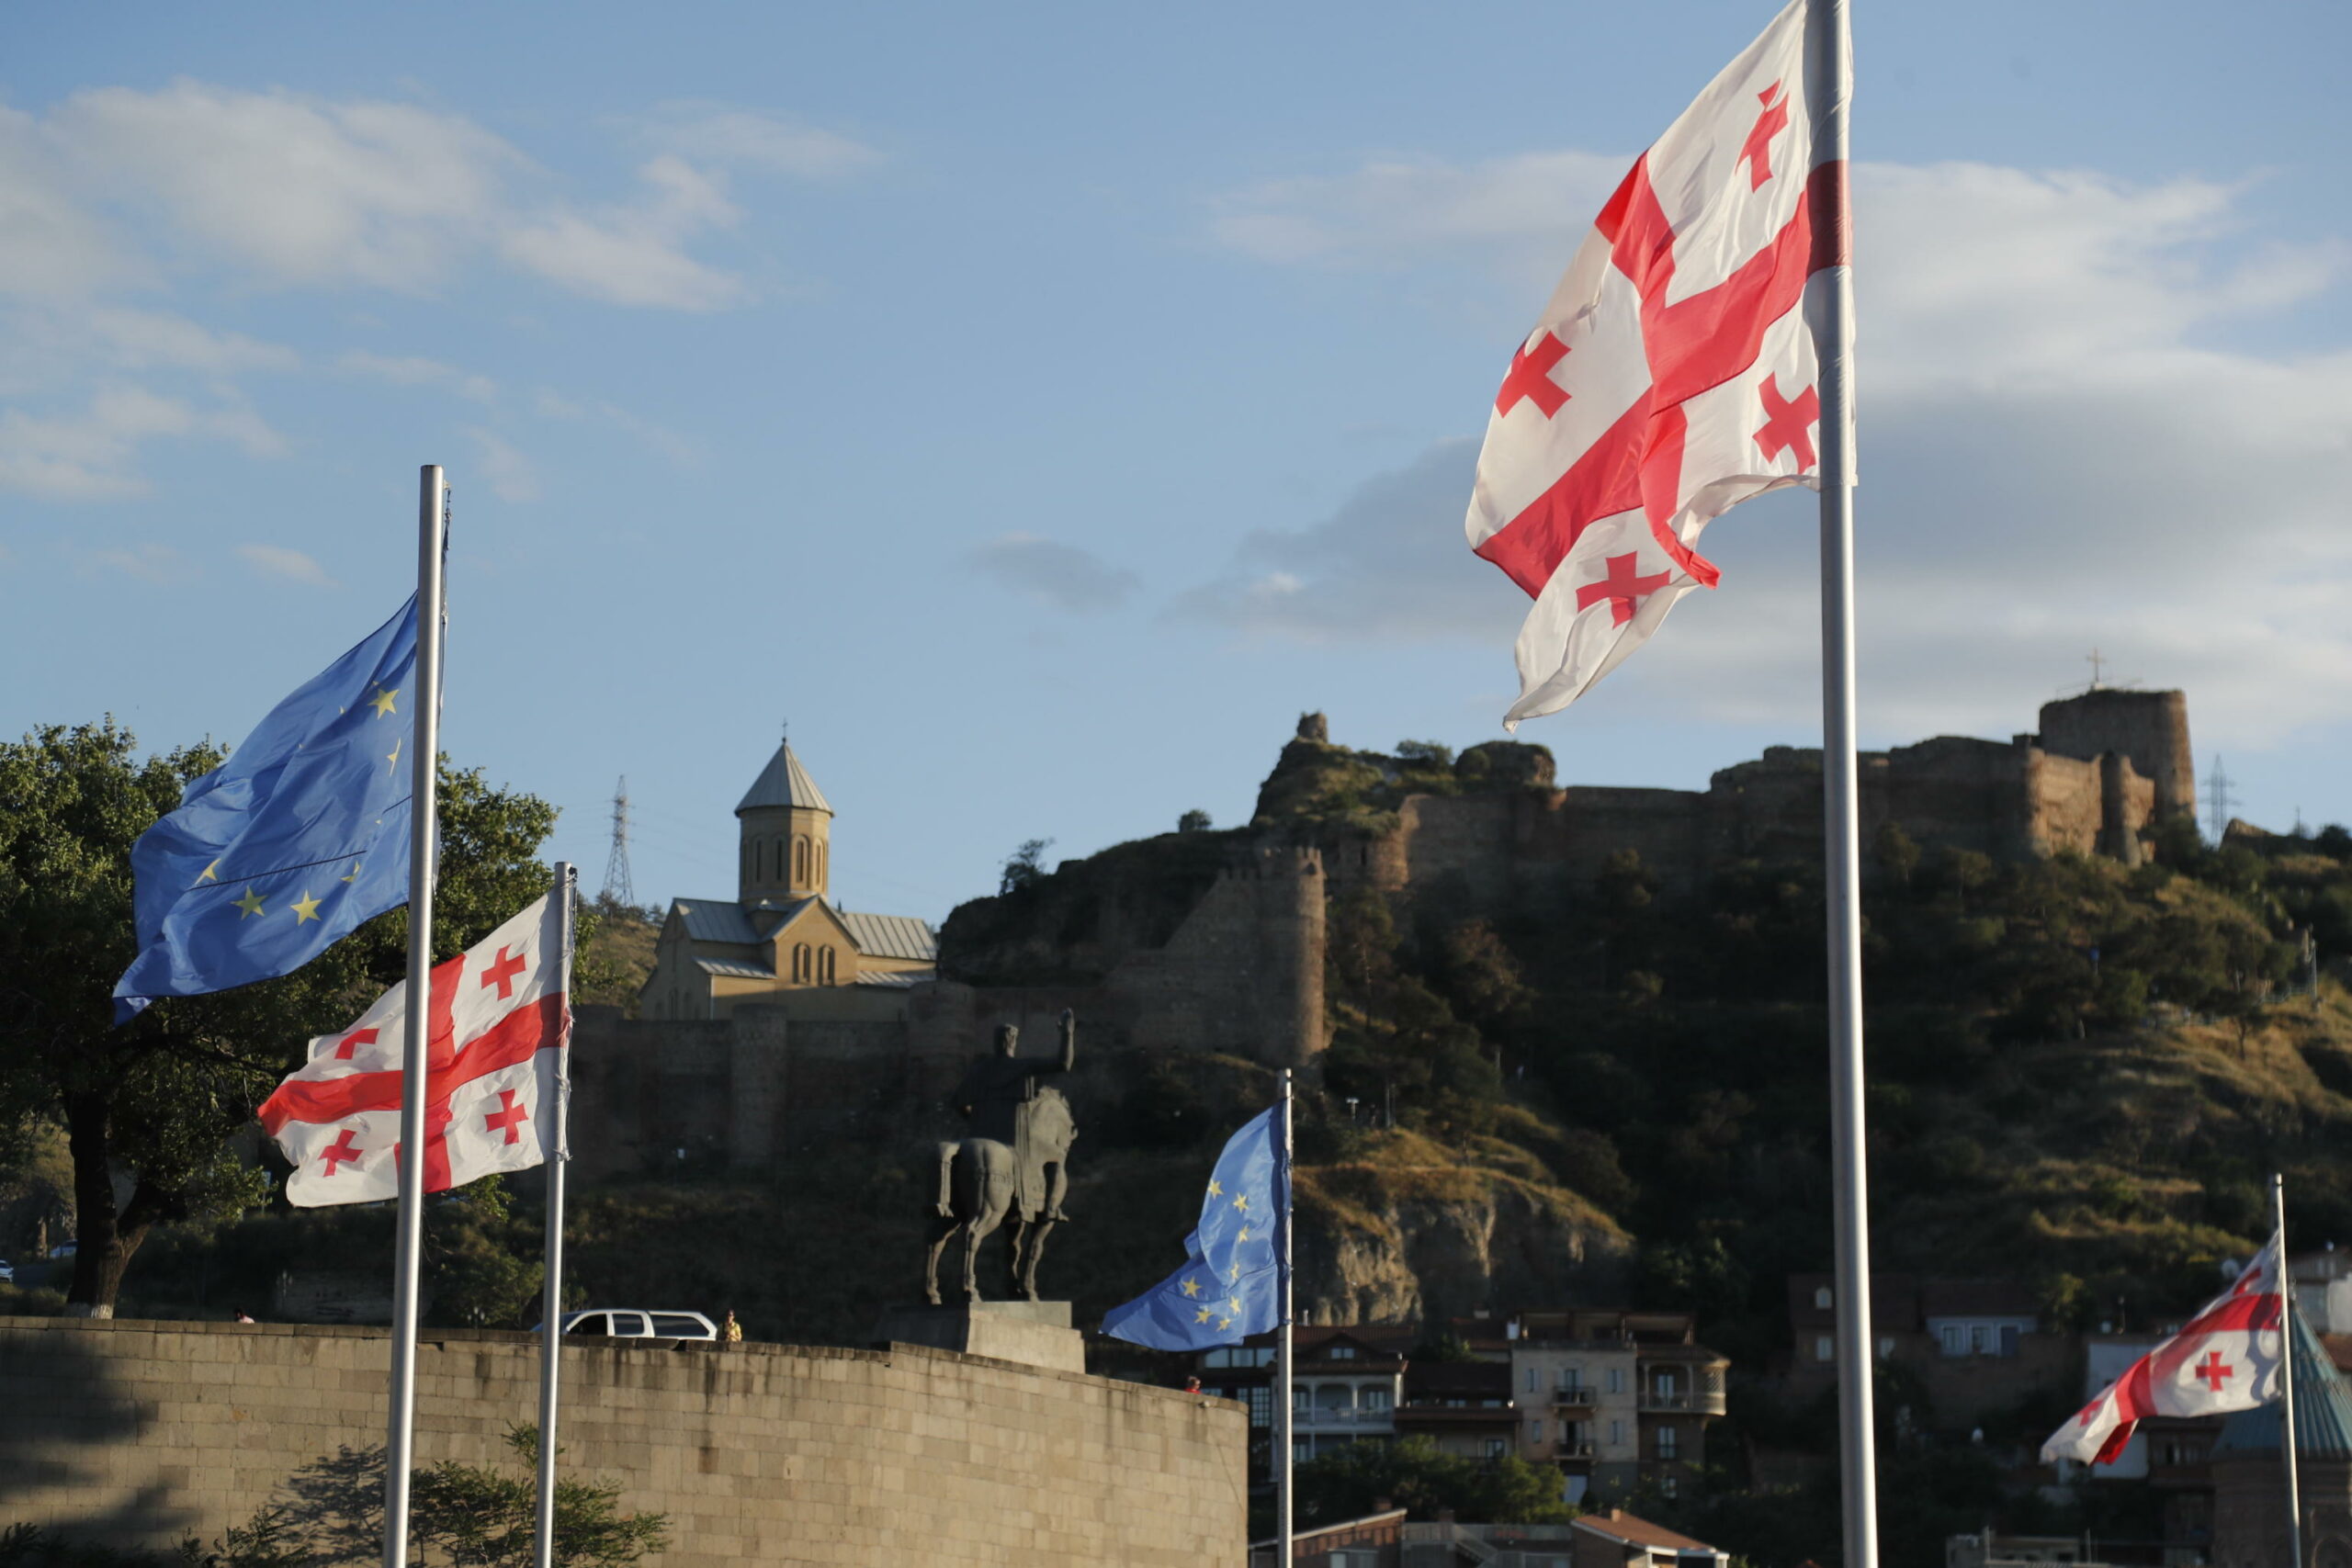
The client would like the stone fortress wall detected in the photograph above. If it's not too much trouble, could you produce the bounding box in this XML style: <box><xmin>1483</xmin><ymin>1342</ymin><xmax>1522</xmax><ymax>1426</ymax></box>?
<box><xmin>571</xmin><ymin>687</ymin><xmax>2192</xmax><ymax>1178</ymax></box>
<box><xmin>0</xmin><ymin>1316</ymin><xmax>1246</xmax><ymax>1568</ymax></box>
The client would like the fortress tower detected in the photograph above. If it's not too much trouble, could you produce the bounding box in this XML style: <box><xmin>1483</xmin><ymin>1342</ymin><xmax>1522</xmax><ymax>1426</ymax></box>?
<box><xmin>2035</xmin><ymin>688</ymin><xmax>2196</xmax><ymax>825</ymax></box>
<box><xmin>738</xmin><ymin>736</ymin><xmax>832</xmax><ymax>900</ymax></box>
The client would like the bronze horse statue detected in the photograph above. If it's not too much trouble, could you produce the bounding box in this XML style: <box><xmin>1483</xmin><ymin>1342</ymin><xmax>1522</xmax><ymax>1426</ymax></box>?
<box><xmin>923</xmin><ymin>1011</ymin><xmax>1078</xmax><ymax>1304</ymax></box>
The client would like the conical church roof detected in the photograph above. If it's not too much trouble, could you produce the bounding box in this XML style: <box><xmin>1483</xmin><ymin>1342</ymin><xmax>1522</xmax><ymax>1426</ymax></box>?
<box><xmin>736</xmin><ymin>739</ymin><xmax>832</xmax><ymax>816</ymax></box>
<box><xmin>2211</xmin><ymin>1311</ymin><xmax>2352</xmax><ymax>1461</ymax></box>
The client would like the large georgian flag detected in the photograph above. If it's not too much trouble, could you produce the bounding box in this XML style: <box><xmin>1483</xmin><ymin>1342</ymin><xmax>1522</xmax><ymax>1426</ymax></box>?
<box><xmin>2041</xmin><ymin>1229</ymin><xmax>2286</xmax><ymax>1464</ymax></box>
<box><xmin>1466</xmin><ymin>0</ymin><xmax>1850</xmax><ymax>727</ymax></box>
<box><xmin>259</xmin><ymin>894</ymin><xmax>570</xmax><ymax>1207</ymax></box>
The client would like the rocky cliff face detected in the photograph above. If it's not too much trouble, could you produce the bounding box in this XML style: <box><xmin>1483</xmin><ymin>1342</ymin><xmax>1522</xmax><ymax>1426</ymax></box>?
<box><xmin>1295</xmin><ymin>1156</ymin><xmax>1632</xmax><ymax>1324</ymax></box>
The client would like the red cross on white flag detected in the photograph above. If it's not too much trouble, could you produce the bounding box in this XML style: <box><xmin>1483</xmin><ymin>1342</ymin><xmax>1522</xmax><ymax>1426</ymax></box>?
<box><xmin>1464</xmin><ymin>0</ymin><xmax>1851</xmax><ymax>728</ymax></box>
<box><xmin>2040</xmin><ymin>1228</ymin><xmax>2287</xmax><ymax>1465</ymax></box>
<box><xmin>259</xmin><ymin>893</ymin><xmax>571</xmax><ymax>1208</ymax></box>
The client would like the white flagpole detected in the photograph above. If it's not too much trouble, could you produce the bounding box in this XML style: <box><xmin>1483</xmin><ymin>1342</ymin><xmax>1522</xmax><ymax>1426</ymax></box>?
<box><xmin>535</xmin><ymin>863</ymin><xmax>578</xmax><ymax>1568</ymax></box>
<box><xmin>385</xmin><ymin>464</ymin><xmax>447</xmax><ymax>1568</ymax></box>
<box><xmin>1275</xmin><ymin>1068</ymin><xmax>1294</xmax><ymax>1568</ymax></box>
<box><xmin>1805</xmin><ymin>3</ymin><xmax>1878</xmax><ymax>1567</ymax></box>
<box><xmin>2275</xmin><ymin>1173</ymin><xmax>2304</xmax><ymax>1568</ymax></box>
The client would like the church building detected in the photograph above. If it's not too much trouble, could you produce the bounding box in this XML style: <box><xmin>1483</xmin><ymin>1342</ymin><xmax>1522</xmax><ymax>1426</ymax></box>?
<box><xmin>638</xmin><ymin>738</ymin><xmax>937</xmax><ymax>1021</ymax></box>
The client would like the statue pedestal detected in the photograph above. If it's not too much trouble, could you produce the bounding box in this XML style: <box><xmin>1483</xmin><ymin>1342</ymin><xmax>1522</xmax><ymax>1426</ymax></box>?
<box><xmin>871</xmin><ymin>1301</ymin><xmax>1084</xmax><ymax>1374</ymax></box>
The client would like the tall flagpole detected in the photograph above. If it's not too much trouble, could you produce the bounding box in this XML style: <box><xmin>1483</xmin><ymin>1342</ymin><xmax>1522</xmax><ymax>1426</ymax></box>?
<box><xmin>384</xmin><ymin>464</ymin><xmax>447</xmax><ymax>1568</ymax></box>
<box><xmin>2275</xmin><ymin>1173</ymin><xmax>2304</xmax><ymax>1568</ymax></box>
<box><xmin>1275</xmin><ymin>1068</ymin><xmax>1295</xmax><ymax>1568</ymax></box>
<box><xmin>535</xmin><ymin>863</ymin><xmax>578</xmax><ymax>1568</ymax></box>
<box><xmin>1806</xmin><ymin>3</ymin><xmax>1878</xmax><ymax>1566</ymax></box>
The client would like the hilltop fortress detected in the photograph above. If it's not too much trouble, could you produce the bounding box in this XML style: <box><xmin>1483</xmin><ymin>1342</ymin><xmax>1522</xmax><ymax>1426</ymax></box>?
<box><xmin>571</xmin><ymin>685</ymin><xmax>2193</xmax><ymax>1175</ymax></box>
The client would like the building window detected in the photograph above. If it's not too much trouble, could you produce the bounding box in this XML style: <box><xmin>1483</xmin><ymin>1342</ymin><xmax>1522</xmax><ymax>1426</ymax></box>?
<box><xmin>1815</xmin><ymin>1285</ymin><xmax>1832</xmax><ymax>1310</ymax></box>
<box><xmin>1528</xmin><ymin>1417</ymin><xmax>1543</xmax><ymax>1442</ymax></box>
<box><xmin>1363</xmin><ymin>1388</ymin><xmax>1391</xmax><ymax>1413</ymax></box>
<box><xmin>1482</xmin><ymin>1438</ymin><xmax>1507</xmax><ymax>1459</ymax></box>
<box><xmin>1246</xmin><ymin>1388</ymin><xmax>1272</xmax><ymax>1427</ymax></box>
<box><xmin>1609</xmin><ymin>1420</ymin><xmax>1624</xmax><ymax>1447</ymax></box>
<box><xmin>1816</xmin><ymin>1336</ymin><xmax>1835</xmax><ymax>1362</ymax></box>
<box><xmin>1972</xmin><ymin>1325</ymin><xmax>1992</xmax><ymax>1356</ymax></box>
<box><xmin>1328</xmin><ymin>1345</ymin><xmax>1357</xmax><ymax>1359</ymax></box>
<box><xmin>1526</xmin><ymin>1368</ymin><xmax>1538</xmax><ymax>1393</ymax></box>
<box><xmin>793</xmin><ymin>837</ymin><xmax>809</xmax><ymax>886</ymax></box>
<box><xmin>818</xmin><ymin>947</ymin><xmax>837</xmax><ymax>984</ymax></box>
<box><xmin>1294</xmin><ymin>1386</ymin><xmax>1310</xmax><ymax>1413</ymax></box>
<box><xmin>1560</xmin><ymin>1366</ymin><xmax>1583</xmax><ymax>1392</ymax></box>
<box><xmin>1657</xmin><ymin>1426</ymin><xmax>1679</xmax><ymax>1460</ymax></box>
<box><xmin>791</xmin><ymin>943</ymin><xmax>811</xmax><ymax>982</ymax></box>
<box><xmin>1661</xmin><ymin>1475</ymin><xmax>1679</xmax><ymax>1499</ymax></box>
<box><xmin>1653</xmin><ymin>1369</ymin><xmax>1679</xmax><ymax>1398</ymax></box>
<box><xmin>1294</xmin><ymin>1439</ymin><xmax>1313</xmax><ymax>1463</ymax></box>
<box><xmin>1607</xmin><ymin>1368</ymin><xmax>1624</xmax><ymax>1394</ymax></box>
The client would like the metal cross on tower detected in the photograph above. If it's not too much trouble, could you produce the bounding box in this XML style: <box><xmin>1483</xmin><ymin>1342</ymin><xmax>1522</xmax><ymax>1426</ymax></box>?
<box><xmin>2086</xmin><ymin>648</ymin><xmax>2106</xmax><ymax>689</ymax></box>
<box><xmin>601</xmin><ymin>775</ymin><xmax>636</xmax><ymax>908</ymax></box>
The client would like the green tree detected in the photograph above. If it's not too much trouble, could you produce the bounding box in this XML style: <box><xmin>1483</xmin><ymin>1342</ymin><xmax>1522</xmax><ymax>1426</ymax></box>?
<box><xmin>998</xmin><ymin>838</ymin><xmax>1054</xmax><ymax>895</ymax></box>
<box><xmin>411</xmin><ymin>1427</ymin><xmax>668</xmax><ymax>1568</ymax></box>
<box><xmin>0</xmin><ymin>722</ymin><xmax>567</xmax><ymax>1314</ymax></box>
<box><xmin>1295</xmin><ymin>1435</ymin><xmax>1573</xmax><ymax>1527</ymax></box>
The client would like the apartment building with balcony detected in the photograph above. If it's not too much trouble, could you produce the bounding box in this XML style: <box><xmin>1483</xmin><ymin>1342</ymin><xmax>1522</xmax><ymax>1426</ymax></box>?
<box><xmin>1196</xmin><ymin>1325</ymin><xmax>1413</xmax><ymax>1468</ymax></box>
<box><xmin>1497</xmin><ymin>1311</ymin><xmax>1730</xmax><ymax>1503</ymax></box>
<box><xmin>1394</xmin><ymin>1359</ymin><xmax>1520</xmax><ymax>1461</ymax></box>
<box><xmin>1785</xmin><ymin>1274</ymin><xmax>2070</xmax><ymax>1428</ymax></box>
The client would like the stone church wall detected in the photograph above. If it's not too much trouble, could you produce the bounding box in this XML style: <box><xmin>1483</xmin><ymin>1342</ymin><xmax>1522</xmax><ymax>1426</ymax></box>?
<box><xmin>0</xmin><ymin>1316</ymin><xmax>1246</xmax><ymax>1568</ymax></box>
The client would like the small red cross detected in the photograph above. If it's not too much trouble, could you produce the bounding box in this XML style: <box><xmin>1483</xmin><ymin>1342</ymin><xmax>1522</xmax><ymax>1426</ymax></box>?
<box><xmin>333</xmin><ymin>1027</ymin><xmax>379</xmax><ymax>1062</ymax></box>
<box><xmin>1496</xmin><ymin>332</ymin><xmax>1572</xmax><ymax>419</ymax></box>
<box><xmin>1739</xmin><ymin>82</ymin><xmax>1792</xmax><ymax>191</ymax></box>
<box><xmin>481</xmin><ymin>945</ymin><xmax>527</xmax><ymax>1000</ymax></box>
<box><xmin>2196</xmin><ymin>1350</ymin><xmax>2235</xmax><ymax>1393</ymax></box>
<box><xmin>1575</xmin><ymin>553</ymin><xmax>1674</xmax><ymax>626</ymax></box>
<box><xmin>1754</xmin><ymin>375</ymin><xmax>1820</xmax><ymax>470</ymax></box>
<box><xmin>483</xmin><ymin>1089</ymin><xmax>530</xmax><ymax>1145</ymax></box>
<box><xmin>321</xmin><ymin>1129</ymin><xmax>363</xmax><ymax>1177</ymax></box>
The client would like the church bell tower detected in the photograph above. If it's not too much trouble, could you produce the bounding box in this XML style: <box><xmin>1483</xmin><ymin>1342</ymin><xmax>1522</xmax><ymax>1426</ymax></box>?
<box><xmin>736</xmin><ymin>734</ymin><xmax>832</xmax><ymax>902</ymax></box>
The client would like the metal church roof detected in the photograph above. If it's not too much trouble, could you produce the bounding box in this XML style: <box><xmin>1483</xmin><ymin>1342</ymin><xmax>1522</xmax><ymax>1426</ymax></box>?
<box><xmin>672</xmin><ymin>899</ymin><xmax>763</xmax><ymax>944</ymax></box>
<box><xmin>736</xmin><ymin>740</ymin><xmax>832</xmax><ymax>816</ymax></box>
<box><xmin>2211</xmin><ymin>1311</ymin><xmax>2352</xmax><ymax>1461</ymax></box>
<box><xmin>838</xmin><ymin>908</ymin><xmax>938</xmax><ymax>963</ymax></box>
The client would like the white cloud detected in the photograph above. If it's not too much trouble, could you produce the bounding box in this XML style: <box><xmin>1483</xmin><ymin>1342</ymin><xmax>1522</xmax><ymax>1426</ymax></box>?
<box><xmin>85</xmin><ymin>307</ymin><xmax>298</xmax><ymax>372</ymax></box>
<box><xmin>0</xmin><ymin>104</ymin><xmax>137</xmax><ymax>297</ymax></box>
<box><xmin>500</xmin><ymin>156</ymin><xmax>746</xmax><ymax>310</ymax></box>
<box><xmin>341</xmin><ymin>349</ymin><xmax>495</xmax><ymax>401</ymax></box>
<box><xmin>236</xmin><ymin>543</ymin><xmax>337</xmax><ymax>586</ymax></box>
<box><xmin>968</xmin><ymin>534</ymin><xmax>1142</xmax><ymax>612</ymax></box>
<box><xmin>77</xmin><ymin>542</ymin><xmax>187</xmax><ymax>582</ymax></box>
<box><xmin>1193</xmin><ymin>154</ymin><xmax>2352</xmax><ymax>750</ymax></box>
<box><xmin>635</xmin><ymin>105</ymin><xmax>883</xmax><ymax>179</ymax></box>
<box><xmin>466</xmin><ymin>427</ymin><xmax>540</xmax><ymax>503</ymax></box>
<box><xmin>0</xmin><ymin>384</ymin><xmax>285</xmax><ymax>497</ymax></box>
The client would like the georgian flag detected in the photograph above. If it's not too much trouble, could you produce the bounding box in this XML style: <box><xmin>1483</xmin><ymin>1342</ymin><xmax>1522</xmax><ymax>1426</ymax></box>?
<box><xmin>2041</xmin><ymin>1229</ymin><xmax>2287</xmax><ymax>1465</ymax></box>
<box><xmin>259</xmin><ymin>893</ymin><xmax>570</xmax><ymax>1207</ymax></box>
<box><xmin>1465</xmin><ymin>0</ymin><xmax>1851</xmax><ymax>728</ymax></box>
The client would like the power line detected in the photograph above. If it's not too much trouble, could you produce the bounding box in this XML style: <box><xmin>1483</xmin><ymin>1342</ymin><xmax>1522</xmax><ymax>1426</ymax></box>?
<box><xmin>602</xmin><ymin>775</ymin><xmax>637</xmax><ymax>907</ymax></box>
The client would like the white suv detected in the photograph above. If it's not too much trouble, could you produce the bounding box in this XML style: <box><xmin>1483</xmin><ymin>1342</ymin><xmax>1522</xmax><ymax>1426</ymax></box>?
<box><xmin>545</xmin><ymin>1309</ymin><xmax>718</xmax><ymax>1340</ymax></box>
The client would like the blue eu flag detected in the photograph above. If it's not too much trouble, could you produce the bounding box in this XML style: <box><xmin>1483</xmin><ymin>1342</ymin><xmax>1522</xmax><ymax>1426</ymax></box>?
<box><xmin>1102</xmin><ymin>1102</ymin><xmax>1288</xmax><ymax>1350</ymax></box>
<box><xmin>112</xmin><ymin>597</ymin><xmax>421</xmax><ymax>1023</ymax></box>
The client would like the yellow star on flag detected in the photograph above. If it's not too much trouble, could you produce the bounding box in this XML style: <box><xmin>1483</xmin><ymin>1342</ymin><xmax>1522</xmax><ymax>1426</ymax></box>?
<box><xmin>196</xmin><ymin>860</ymin><xmax>221</xmax><ymax>884</ymax></box>
<box><xmin>1237</xmin><ymin>1225</ymin><xmax>1251</xmax><ymax>1243</ymax></box>
<box><xmin>1228</xmin><ymin>1297</ymin><xmax>1242</xmax><ymax>1314</ymax></box>
<box><xmin>1194</xmin><ymin>1307</ymin><xmax>1213</xmax><ymax>1325</ymax></box>
<box><xmin>368</xmin><ymin>685</ymin><xmax>399</xmax><ymax>718</ymax></box>
<box><xmin>1232</xmin><ymin>1193</ymin><xmax>1250</xmax><ymax>1213</ymax></box>
<box><xmin>1217</xmin><ymin>1317</ymin><xmax>1232</xmax><ymax>1331</ymax></box>
<box><xmin>289</xmin><ymin>890</ymin><xmax>322</xmax><ymax>924</ymax></box>
<box><xmin>233</xmin><ymin>887</ymin><xmax>266</xmax><ymax>919</ymax></box>
<box><xmin>385</xmin><ymin>737</ymin><xmax>402</xmax><ymax>773</ymax></box>
<box><xmin>1206</xmin><ymin>1179</ymin><xmax>1223</xmax><ymax>1199</ymax></box>
<box><xmin>340</xmin><ymin>861</ymin><xmax>360</xmax><ymax>884</ymax></box>
<box><xmin>1181</xmin><ymin>1277</ymin><xmax>1202</xmax><ymax>1298</ymax></box>
<box><xmin>1229</xmin><ymin>1263</ymin><xmax>1242</xmax><ymax>1282</ymax></box>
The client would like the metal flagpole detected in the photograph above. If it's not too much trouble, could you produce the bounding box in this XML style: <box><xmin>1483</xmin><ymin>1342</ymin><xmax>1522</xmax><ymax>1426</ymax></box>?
<box><xmin>1805</xmin><ymin>3</ymin><xmax>1878</xmax><ymax>1566</ymax></box>
<box><xmin>2276</xmin><ymin>1173</ymin><xmax>2305</xmax><ymax>1568</ymax></box>
<box><xmin>535</xmin><ymin>863</ymin><xmax>578</xmax><ymax>1568</ymax></box>
<box><xmin>1275</xmin><ymin>1068</ymin><xmax>1295</xmax><ymax>1568</ymax></box>
<box><xmin>385</xmin><ymin>465</ymin><xmax>447</xmax><ymax>1568</ymax></box>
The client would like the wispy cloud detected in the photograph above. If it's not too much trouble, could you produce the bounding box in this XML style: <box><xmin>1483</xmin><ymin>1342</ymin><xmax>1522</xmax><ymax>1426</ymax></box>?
<box><xmin>236</xmin><ymin>543</ymin><xmax>337</xmax><ymax>586</ymax></box>
<box><xmin>967</xmin><ymin>534</ymin><xmax>1141</xmax><ymax>613</ymax></box>
<box><xmin>500</xmin><ymin>156</ymin><xmax>746</xmax><ymax>311</ymax></box>
<box><xmin>466</xmin><ymin>427</ymin><xmax>540</xmax><ymax>503</ymax></box>
<box><xmin>632</xmin><ymin>105</ymin><xmax>884</xmax><ymax>180</ymax></box>
<box><xmin>340</xmin><ymin>349</ymin><xmax>495</xmax><ymax>401</ymax></box>
<box><xmin>76</xmin><ymin>541</ymin><xmax>188</xmax><ymax>582</ymax></box>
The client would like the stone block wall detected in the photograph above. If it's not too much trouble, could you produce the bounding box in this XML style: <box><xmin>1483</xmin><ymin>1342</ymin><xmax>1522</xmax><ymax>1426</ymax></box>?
<box><xmin>0</xmin><ymin>1316</ymin><xmax>1246</xmax><ymax>1568</ymax></box>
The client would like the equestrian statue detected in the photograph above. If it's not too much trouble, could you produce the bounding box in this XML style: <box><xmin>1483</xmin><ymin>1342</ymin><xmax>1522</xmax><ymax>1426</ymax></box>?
<box><xmin>924</xmin><ymin>1009</ymin><xmax>1078</xmax><ymax>1305</ymax></box>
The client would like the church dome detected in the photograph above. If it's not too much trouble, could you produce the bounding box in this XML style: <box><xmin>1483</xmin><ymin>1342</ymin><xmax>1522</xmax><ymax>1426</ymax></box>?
<box><xmin>2211</xmin><ymin>1312</ymin><xmax>2352</xmax><ymax>1461</ymax></box>
<box><xmin>737</xmin><ymin>739</ymin><xmax>832</xmax><ymax>816</ymax></box>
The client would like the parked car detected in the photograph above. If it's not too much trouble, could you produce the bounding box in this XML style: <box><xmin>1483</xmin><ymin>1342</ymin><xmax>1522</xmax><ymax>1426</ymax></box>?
<box><xmin>47</xmin><ymin>1242</ymin><xmax>75</xmax><ymax>1260</ymax></box>
<box><xmin>537</xmin><ymin>1309</ymin><xmax>718</xmax><ymax>1341</ymax></box>
<box><xmin>0</xmin><ymin>1259</ymin><xmax>13</xmax><ymax>1284</ymax></box>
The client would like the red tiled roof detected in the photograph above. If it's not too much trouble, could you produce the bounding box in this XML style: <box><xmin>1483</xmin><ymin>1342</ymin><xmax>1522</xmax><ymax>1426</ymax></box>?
<box><xmin>1575</xmin><ymin>1508</ymin><xmax>1714</xmax><ymax>1552</ymax></box>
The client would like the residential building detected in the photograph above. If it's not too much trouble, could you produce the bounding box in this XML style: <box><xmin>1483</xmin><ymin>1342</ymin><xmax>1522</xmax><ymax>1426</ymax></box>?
<box><xmin>1785</xmin><ymin>1273</ymin><xmax>2073</xmax><ymax>1428</ymax></box>
<box><xmin>2211</xmin><ymin>1313</ymin><xmax>2352</xmax><ymax>1568</ymax></box>
<box><xmin>1499</xmin><ymin>1311</ymin><xmax>1729</xmax><ymax>1503</ymax></box>
<box><xmin>1249</xmin><ymin>1508</ymin><xmax>1406</xmax><ymax>1568</ymax></box>
<box><xmin>1396</xmin><ymin>1359</ymin><xmax>1519</xmax><ymax>1462</ymax></box>
<box><xmin>1196</xmin><ymin>1325</ymin><xmax>1412</xmax><ymax>1471</ymax></box>
<box><xmin>1564</xmin><ymin>1510</ymin><xmax>1731</xmax><ymax>1567</ymax></box>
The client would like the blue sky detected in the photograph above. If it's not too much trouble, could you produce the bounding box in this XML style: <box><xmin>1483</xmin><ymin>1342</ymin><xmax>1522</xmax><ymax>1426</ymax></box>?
<box><xmin>6</xmin><ymin>1</ymin><xmax>2349</xmax><ymax>926</ymax></box>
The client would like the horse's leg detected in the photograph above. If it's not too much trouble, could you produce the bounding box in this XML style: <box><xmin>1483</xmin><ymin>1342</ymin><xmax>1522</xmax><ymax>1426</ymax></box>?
<box><xmin>961</xmin><ymin>1217</ymin><xmax>985</xmax><ymax>1304</ymax></box>
<box><xmin>922</xmin><ymin>1215</ymin><xmax>956</xmax><ymax>1306</ymax></box>
<box><xmin>1004</xmin><ymin>1215</ymin><xmax>1030</xmax><ymax>1296</ymax></box>
<box><xmin>1018</xmin><ymin>1217</ymin><xmax>1056</xmax><ymax>1303</ymax></box>
<box><xmin>933</xmin><ymin>1142</ymin><xmax>958</xmax><ymax>1219</ymax></box>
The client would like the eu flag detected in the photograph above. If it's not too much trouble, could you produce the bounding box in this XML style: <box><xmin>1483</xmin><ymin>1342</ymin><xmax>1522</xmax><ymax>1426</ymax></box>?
<box><xmin>1102</xmin><ymin>1103</ymin><xmax>1288</xmax><ymax>1350</ymax></box>
<box><xmin>112</xmin><ymin>597</ymin><xmax>421</xmax><ymax>1022</ymax></box>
